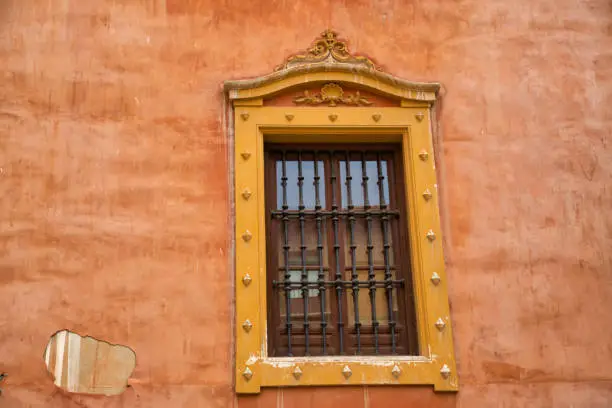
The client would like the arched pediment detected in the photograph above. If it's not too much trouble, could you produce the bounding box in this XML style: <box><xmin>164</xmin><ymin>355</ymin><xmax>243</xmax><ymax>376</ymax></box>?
<box><xmin>224</xmin><ymin>30</ymin><xmax>440</xmax><ymax>105</ymax></box>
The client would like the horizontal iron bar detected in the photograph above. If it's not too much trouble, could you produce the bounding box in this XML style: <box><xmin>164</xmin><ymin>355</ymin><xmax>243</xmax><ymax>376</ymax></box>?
<box><xmin>272</xmin><ymin>280</ymin><xmax>405</xmax><ymax>288</ymax></box>
<box><xmin>277</xmin><ymin>266</ymin><xmax>397</xmax><ymax>271</ymax></box>
<box><xmin>271</xmin><ymin>210</ymin><xmax>400</xmax><ymax>218</ymax></box>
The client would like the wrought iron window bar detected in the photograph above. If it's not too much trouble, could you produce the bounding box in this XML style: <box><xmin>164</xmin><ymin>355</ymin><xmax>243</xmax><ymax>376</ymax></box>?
<box><xmin>267</xmin><ymin>147</ymin><xmax>415</xmax><ymax>357</ymax></box>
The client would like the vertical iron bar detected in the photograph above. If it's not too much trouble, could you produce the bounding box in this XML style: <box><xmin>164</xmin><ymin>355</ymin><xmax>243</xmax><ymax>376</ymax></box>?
<box><xmin>377</xmin><ymin>153</ymin><xmax>396</xmax><ymax>354</ymax></box>
<box><xmin>297</xmin><ymin>152</ymin><xmax>309</xmax><ymax>355</ymax></box>
<box><xmin>362</xmin><ymin>152</ymin><xmax>379</xmax><ymax>354</ymax></box>
<box><xmin>345</xmin><ymin>152</ymin><xmax>361</xmax><ymax>354</ymax></box>
<box><xmin>330</xmin><ymin>152</ymin><xmax>344</xmax><ymax>354</ymax></box>
<box><xmin>314</xmin><ymin>152</ymin><xmax>327</xmax><ymax>355</ymax></box>
<box><xmin>281</xmin><ymin>152</ymin><xmax>293</xmax><ymax>356</ymax></box>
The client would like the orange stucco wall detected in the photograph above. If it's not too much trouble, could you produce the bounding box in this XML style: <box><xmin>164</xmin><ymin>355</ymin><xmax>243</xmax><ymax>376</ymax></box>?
<box><xmin>1</xmin><ymin>0</ymin><xmax>611</xmax><ymax>407</ymax></box>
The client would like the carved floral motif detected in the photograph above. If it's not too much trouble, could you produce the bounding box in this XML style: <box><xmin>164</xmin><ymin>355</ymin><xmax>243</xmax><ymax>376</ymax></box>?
<box><xmin>293</xmin><ymin>83</ymin><xmax>372</xmax><ymax>107</ymax></box>
<box><xmin>275</xmin><ymin>30</ymin><xmax>378</xmax><ymax>71</ymax></box>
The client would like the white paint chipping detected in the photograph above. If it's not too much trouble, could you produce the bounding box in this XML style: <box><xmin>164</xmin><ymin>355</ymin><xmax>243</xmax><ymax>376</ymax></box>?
<box><xmin>264</xmin><ymin>355</ymin><xmax>429</xmax><ymax>369</ymax></box>
<box><xmin>246</xmin><ymin>354</ymin><xmax>259</xmax><ymax>365</ymax></box>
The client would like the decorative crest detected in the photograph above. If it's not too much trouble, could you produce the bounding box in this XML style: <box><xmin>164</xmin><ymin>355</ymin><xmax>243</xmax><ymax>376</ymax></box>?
<box><xmin>294</xmin><ymin>83</ymin><xmax>372</xmax><ymax>107</ymax></box>
<box><xmin>276</xmin><ymin>30</ymin><xmax>378</xmax><ymax>71</ymax></box>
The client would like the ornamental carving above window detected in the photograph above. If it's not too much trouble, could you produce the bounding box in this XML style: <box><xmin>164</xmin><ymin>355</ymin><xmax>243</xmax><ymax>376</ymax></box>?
<box><xmin>275</xmin><ymin>29</ymin><xmax>379</xmax><ymax>71</ymax></box>
<box><xmin>293</xmin><ymin>83</ymin><xmax>372</xmax><ymax>107</ymax></box>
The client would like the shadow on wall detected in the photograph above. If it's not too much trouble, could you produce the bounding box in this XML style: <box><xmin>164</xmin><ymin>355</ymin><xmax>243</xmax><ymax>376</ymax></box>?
<box><xmin>43</xmin><ymin>330</ymin><xmax>136</xmax><ymax>396</ymax></box>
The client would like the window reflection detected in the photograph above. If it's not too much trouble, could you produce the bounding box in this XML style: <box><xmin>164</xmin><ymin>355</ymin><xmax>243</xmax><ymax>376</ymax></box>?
<box><xmin>276</xmin><ymin>160</ymin><xmax>325</xmax><ymax>209</ymax></box>
<box><xmin>340</xmin><ymin>160</ymin><xmax>389</xmax><ymax>208</ymax></box>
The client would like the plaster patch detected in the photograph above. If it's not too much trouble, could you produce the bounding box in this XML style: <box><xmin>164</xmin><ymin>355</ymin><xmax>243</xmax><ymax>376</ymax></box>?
<box><xmin>43</xmin><ymin>330</ymin><xmax>135</xmax><ymax>396</ymax></box>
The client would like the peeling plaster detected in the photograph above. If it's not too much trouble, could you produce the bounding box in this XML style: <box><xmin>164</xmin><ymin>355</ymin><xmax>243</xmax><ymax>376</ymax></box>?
<box><xmin>43</xmin><ymin>330</ymin><xmax>135</xmax><ymax>396</ymax></box>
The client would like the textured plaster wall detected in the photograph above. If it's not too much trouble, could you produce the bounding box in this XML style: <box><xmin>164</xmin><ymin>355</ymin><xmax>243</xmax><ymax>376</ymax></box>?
<box><xmin>0</xmin><ymin>0</ymin><xmax>611</xmax><ymax>407</ymax></box>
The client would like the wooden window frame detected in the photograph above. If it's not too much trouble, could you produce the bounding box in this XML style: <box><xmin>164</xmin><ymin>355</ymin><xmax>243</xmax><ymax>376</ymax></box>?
<box><xmin>230</xmin><ymin>106</ymin><xmax>457</xmax><ymax>393</ymax></box>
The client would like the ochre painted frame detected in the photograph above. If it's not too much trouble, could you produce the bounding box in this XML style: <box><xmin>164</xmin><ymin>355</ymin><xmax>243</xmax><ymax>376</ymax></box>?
<box><xmin>225</xmin><ymin>30</ymin><xmax>457</xmax><ymax>394</ymax></box>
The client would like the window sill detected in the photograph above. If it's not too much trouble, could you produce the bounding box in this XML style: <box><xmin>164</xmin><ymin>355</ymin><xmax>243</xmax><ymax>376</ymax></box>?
<box><xmin>239</xmin><ymin>355</ymin><xmax>458</xmax><ymax>392</ymax></box>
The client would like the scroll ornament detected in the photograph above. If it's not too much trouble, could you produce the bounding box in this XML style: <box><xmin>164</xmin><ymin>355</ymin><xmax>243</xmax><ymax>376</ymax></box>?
<box><xmin>276</xmin><ymin>29</ymin><xmax>378</xmax><ymax>71</ymax></box>
<box><xmin>293</xmin><ymin>83</ymin><xmax>372</xmax><ymax>107</ymax></box>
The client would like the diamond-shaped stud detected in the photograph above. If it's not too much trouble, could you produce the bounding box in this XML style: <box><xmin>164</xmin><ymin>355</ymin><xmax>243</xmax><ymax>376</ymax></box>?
<box><xmin>422</xmin><ymin>189</ymin><xmax>433</xmax><ymax>201</ymax></box>
<box><xmin>342</xmin><ymin>365</ymin><xmax>352</xmax><ymax>379</ymax></box>
<box><xmin>372</xmin><ymin>113</ymin><xmax>381</xmax><ymax>122</ymax></box>
<box><xmin>431</xmin><ymin>272</ymin><xmax>441</xmax><ymax>285</ymax></box>
<box><xmin>242</xmin><ymin>230</ymin><xmax>252</xmax><ymax>242</ymax></box>
<box><xmin>242</xmin><ymin>366</ymin><xmax>253</xmax><ymax>381</ymax></box>
<box><xmin>418</xmin><ymin>150</ymin><xmax>429</xmax><ymax>161</ymax></box>
<box><xmin>242</xmin><ymin>189</ymin><xmax>252</xmax><ymax>200</ymax></box>
<box><xmin>242</xmin><ymin>319</ymin><xmax>253</xmax><ymax>333</ymax></box>
<box><xmin>242</xmin><ymin>273</ymin><xmax>252</xmax><ymax>287</ymax></box>
<box><xmin>241</xmin><ymin>152</ymin><xmax>251</xmax><ymax>160</ymax></box>
<box><xmin>415</xmin><ymin>112</ymin><xmax>425</xmax><ymax>122</ymax></box>
<box><xmin>329</xmin><ymin>114</ymin><xmax>338</xmax><ymax>122</ymax></box>
<box><xmin>426</xmin><ymin>230</ymin><xmax>436</xmax><ymax>241</ymax></box>
<box><xmin>240</xmin><ymin>112</ymin><xmax>250</xmax><ymax>121</ymax></box>
<box><xmin>293</xmin><ymin>366</ymin><xmax>303</xmax><ymax>380</ymax></box>
<box><xmin>285</xmin><ymin>114</ymin><xmax>294</xmax><ymax>122</ymax></box>
<box><xmin>391</xmin><ymin>365</ymin><xmax>401</xmax><ymax>378</ymax></box>
<box><xmin>440</xmin><ymin>364</ymin><xmax>451</xmax><ymax>379</ymax></box>
<box><xmin>435</xmin><ymin>318</ymin><xmax>446</xmax><ymax>331</ymax></box>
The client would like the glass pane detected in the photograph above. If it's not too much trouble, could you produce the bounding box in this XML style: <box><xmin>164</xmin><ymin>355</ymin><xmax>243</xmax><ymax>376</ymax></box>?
<box><xmin>288</xmin><ymin>270</ymin><xmax>319</xmax><ymax>298</ymax></box>
<box><xmin>277</xmin><ymin>160</ymin><xmax>325</xmax><ymax>209</ymax></box>
<box><xmin>277</xmin><ymin>220</ymin><xmax>328</xmax><ymax>267</ymax></box>
<box><xmin>276</xmin><ymin>222</ymin><xmax>330</xmax><ymax>322</ymax></box>
<box><xmin>346</xmin><ymin>270</ymin><xmax>399</xmax><ymax>326</ymax></box>
<box><xmin>340</xmin><ymin>160</ymin><xmax>363</xmax><ymax>208</ymax></box>
<box><xmin>370</xmin><ymin>160</ymin><xmax>389</xmax><ymax>207</ymax></box>
<box><xmin>343</xmin><ymin>218</ymin><xmax>395</xmax><ymax>268</ymax></box>
<box><xmin>339</xmin><ymin>159</ymin><xmax>389</xmax><ymax>208</ymax></box>
<box><xmin>277</xmin><ymin>160</ymin><xmax>298</xmax><ymax>209</ymax></box>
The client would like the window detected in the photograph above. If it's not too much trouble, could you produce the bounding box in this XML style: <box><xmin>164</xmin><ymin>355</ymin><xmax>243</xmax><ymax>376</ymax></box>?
<box><xmin>265</xmin><ymin>146</ymin><xmax>418</xmax><ymax>357</ymax></box>
<box><xmin>226</xmin><ymin>30</ymin><xmax>457</xmax><ymax>394</ymax></box>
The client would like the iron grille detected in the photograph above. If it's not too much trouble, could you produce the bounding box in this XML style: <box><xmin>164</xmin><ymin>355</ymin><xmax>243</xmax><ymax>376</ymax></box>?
<box><xmin>265</xmin><ymin>145</ymin><xmax>418</xmax><ymax>357</ymax></box>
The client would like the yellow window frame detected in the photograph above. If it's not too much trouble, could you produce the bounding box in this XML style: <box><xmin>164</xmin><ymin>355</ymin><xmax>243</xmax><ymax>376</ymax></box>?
<box><xmin>226</xmin><ymin>31</ymin><xmax>457</xmax><ymax>395</ymax></box>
